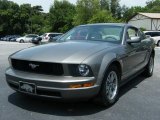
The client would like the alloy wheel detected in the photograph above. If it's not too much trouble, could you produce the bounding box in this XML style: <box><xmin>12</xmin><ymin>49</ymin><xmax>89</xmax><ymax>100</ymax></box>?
<box><xmin>105</xmin><ymin>71</ymin><xmax>118</xmax><ymax>101</ymax></box>
<box><xmin>149</xmin><ymin>56</ymin><xmax>154</xmax><ymax>74</ymax></box>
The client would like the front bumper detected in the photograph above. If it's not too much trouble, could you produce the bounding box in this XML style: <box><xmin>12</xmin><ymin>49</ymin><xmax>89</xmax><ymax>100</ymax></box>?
<box><xmin>5</xmin><ymin>68</ymin><xmax>100</xmax><ymax>100</ymax></box>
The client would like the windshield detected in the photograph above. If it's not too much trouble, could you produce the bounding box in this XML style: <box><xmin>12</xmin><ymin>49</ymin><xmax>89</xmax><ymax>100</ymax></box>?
<box><xmin>59</xmin><ymin>25</ymin><xmax>124</xmax><ymax>43</ymax></box>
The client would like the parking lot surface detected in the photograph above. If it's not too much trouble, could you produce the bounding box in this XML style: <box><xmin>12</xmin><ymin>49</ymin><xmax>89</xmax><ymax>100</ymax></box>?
<box><xmin>0</xmin><ymin>42</ymin><xmax>160</xmax><ymax>120</ymax></box>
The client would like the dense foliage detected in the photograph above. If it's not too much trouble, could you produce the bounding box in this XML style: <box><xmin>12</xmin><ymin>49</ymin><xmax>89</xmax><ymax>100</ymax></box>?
<box><xmin>0</xmin><ymin>0</ymin><xmax>160</xmax><ymax>35</ymax></box>
<box><xmin>49</xmin><ymin>0</ymin><xmax>75</xmax><ymax>32</ymax></box>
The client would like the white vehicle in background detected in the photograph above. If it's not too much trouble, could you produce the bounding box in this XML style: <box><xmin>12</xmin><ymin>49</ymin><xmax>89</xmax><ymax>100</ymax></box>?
<box><xmin>41</xmin><ymin>33</ymin><xmax>63</xmax><ymax>43</ymax></box>
<box><xmin>16</xmin><ymin>34</ymin><xmax>39</xmax><ymax>43</ymax></box>
<box><xmin>144</xmin><ymin>31</ymin><xmax>160</xmax><ymax>46</ymax></box>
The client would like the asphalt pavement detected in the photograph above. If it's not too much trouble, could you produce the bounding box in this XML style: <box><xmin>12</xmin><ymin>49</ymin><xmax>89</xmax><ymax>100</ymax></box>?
<box><xmin>0</xmin><ymin>42</ymin><xmax>160</xmax><ymax>120</ymax></box>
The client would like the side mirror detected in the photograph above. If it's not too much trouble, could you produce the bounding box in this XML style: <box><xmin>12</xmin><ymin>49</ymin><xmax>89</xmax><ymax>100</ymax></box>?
<box><xmin>127</xmin><ymin>37</ymin><xmax>141</xmax><ymax>44</ymax></box>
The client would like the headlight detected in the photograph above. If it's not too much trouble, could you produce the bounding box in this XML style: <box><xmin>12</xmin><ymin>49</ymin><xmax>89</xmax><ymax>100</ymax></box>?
<box><xmin>78</xmin><ymin>64</ymin><xmax>90</xmax><ymax>77</ymax></box>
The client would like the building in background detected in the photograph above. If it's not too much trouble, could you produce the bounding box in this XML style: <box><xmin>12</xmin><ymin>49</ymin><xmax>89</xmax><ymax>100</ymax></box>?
<box><xmin>128</xmin><ymin>13</ymin><xmax>160</xmax><ymax>31</ymax></box>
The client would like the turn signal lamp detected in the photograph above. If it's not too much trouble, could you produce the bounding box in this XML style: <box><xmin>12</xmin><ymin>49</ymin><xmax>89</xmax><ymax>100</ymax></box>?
<box><xmin>69</xmin><ymin>83</ymin><xmax>94</xmax><ymax>88</ymax></box>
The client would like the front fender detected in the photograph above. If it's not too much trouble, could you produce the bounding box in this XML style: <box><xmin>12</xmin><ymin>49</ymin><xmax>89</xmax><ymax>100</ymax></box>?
<box><xmin>96</xmin><ymin>53</ymin><xmax>119</xmax><ymax>85</ymax></box>
<box><xmin>81</xmin><ymin>49</ymin><xmax>122</xmax><ymax>86</ymax></box>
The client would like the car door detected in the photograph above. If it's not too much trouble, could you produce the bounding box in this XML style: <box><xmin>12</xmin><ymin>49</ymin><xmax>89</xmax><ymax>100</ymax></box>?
<box><xmin>31</xmin><ymin>35</ymin><xmax>38</xmax><ymax>42</ymax></box>
<box><xmin>25</xmin><ymin>35</ymin><xmax>32</xmax><ymax>42</ymax></box>
<box><xmin>122</xmin><ymin>27</ymin><xmax>147</xmax><ymax>78</ymax></box>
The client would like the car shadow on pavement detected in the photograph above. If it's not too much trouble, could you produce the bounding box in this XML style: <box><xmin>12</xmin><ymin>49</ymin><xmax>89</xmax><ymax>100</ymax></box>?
<box><xmin>119</xmin><ymin>75</ymin><xmax>146</xmax><ymax>97</ymax></box>
<box><xmin>8</xmin><ymin>75</ymin><xmax>146</xmax><ymax>116</ymax></box>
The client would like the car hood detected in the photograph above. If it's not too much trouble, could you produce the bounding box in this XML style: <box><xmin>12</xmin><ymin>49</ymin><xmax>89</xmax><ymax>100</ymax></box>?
<box><xmin>11</xmin><ymin>41</ymin><xmax>116</xmax><ymax>63</ymax></box>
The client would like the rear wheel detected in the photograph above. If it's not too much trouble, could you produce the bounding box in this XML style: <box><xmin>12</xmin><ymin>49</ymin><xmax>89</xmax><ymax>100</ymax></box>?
<box><xmin>19</xmin><ymin>39</ymin><xmax>24</xmax><ymax>43</ymax></box>
<box><xmin>143</xmin><ymin>55</ymin><xmax>154</xmax><ymax>77</ymax></box>
<box><xmin>98</xmin><ymin>65</ymin><xmax>120</xmax><ymax>106</ymax></box>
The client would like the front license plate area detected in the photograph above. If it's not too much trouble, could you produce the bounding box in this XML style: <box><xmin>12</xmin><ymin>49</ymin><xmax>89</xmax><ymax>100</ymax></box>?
<box><xmin>19</xmin><ymin>82</ymin><xmax>36</xmax><ymax>94</ymax></box>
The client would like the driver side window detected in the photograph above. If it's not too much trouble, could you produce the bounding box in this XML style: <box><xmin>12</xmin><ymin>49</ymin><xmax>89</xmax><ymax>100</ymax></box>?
<box><xmin>127</xmin><ymin>28</ymin><xmax>139</xmax><ymax>39</ymax></box>
<box><xmin>26</xmin><ymin>35</ymin><xmax>31</xmax><ymax>38</ymax></box>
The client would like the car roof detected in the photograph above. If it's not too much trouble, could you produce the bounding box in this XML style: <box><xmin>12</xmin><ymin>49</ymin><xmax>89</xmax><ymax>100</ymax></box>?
<box><xmin>26</xmin><ymin>34</ymin><xmax>38</xmax><ymax>36</ymax></box>
<box><xmin>45</xmin><ymin>33</ymin><xmax>63</xmax><ymax>34</ymax></box>
<box><xmin>78</xmin><ymin>23</ymin><xmax>129</xmax><ymax>27</ymax></box>
<box><xmin>143</xmin><ymin>31</ymin><xmax>160</xmax><ymax>33</ymax></box>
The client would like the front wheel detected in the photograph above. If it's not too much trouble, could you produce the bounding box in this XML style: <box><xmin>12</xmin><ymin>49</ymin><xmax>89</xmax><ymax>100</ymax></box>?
<box><xmin>98</xmin><ymin>65</ymin><xmax>120</xmax><ymax>106</ymax></box>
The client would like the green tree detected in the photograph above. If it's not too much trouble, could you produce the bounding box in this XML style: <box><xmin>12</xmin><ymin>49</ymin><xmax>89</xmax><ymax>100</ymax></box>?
<box><xmin>39</xmin><ymin>13</ymin><xmax>51</xmax><ymax>34</ymax></box>
<box><xmin>146</xmin><ymin>0</ymin><xmax>160</xmax><ymax>8</ymax></box>
<box><xmin>100</xmin><ymin>0</ymin><xmax>110</xmax><ymax>10</ymax></box>
<box><xmin>2</xmin><ymin>0</ymin><xmax>160</xmax><ymax>36</ymax></box>
<box><xmin>32</xmin><ymin>5</ymin><xmax>43</xmax><ymax>14</ymax></box>
<box><xmin>110</xmin><ymin>0</ymin><xmax>122</xmax><ymax>18</ymax></box>
<box><xmin>145</xmin><ymin>0</ymin><xmax>160</xmax><ymax>12</ymax></box>
<box><xmin>29</xmin><ymin>6</ymin><xmax>45</xmax><ymax>34</ymax></box>
<box><xmin>122</xmin><ymin>6</ymin><xmax>145</xmax><ymax>22</ymax></box>
<box><xmin>73</xmin><ymin>0</ymin><xmax>100</xmax><ymax>25</ymax></box>
<box><xmin>74</xmin><ymin>0</ymin><xmax>118</xmax><ymax>25</ymax></box>
<box><xmin>121</xmin><ymin>0</ymin><xmax>160</xmax><ymax>22</ymax></box>
<box><xmin>0</xmin><ymin>0</ymin><xmax>46</xmax><ymax>35</ymax></box>
<box><xmin>88</xmin><ymin>10</ymin><xmax>117</xmax><ymax>23</ymax></box>
<box><xmin>18</xmin><ymin>4</ymin><xmax>32</xmax><ymax>34</ymax></box>
<box><xmin>49</xmin><ymin>0</ymin><xmax>75</xmax><ymax>32</ymax></box>
<box><xmin>0</xmin><ymin>0</ymin><xmax>20</xmax><ymax>34</ymax></box>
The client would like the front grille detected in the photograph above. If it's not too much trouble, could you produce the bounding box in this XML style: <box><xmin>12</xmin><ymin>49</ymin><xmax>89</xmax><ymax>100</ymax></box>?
<box><xmin>36</xmin><ymin>89</ymin><xmax>61</xmax><ymax>97</ymax></box>
<box><xmin>11</xmin><ymin>59</ymin><xmax>64</xmax><ymax>76</ymax></box>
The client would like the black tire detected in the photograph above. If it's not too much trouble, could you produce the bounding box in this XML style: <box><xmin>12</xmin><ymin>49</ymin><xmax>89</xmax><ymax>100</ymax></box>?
<box><xmin>33</xmin><ymin>41</ymin><xmax>41</xmax><ymax>45</ymax></box>
<box><xmin>38</xmin><ymin>40</ymin><xmax>41</xmax><ymax>45</ymax></box>
<box><xmin>98</xmin><ymin>65</ymin><xmax>120</xmax><ymax>106</ymax></box>
<box><xmin>19</xmin><ymin>39</ymin><xmax>24</xmax><ymax>43</ymax></box>
<box><xmin>157</xmin><ymin>41</ymin><xmax>160</xmax><ymax>47</ymax></box>
<box><xmin>143</xmin><ymin>54</ymin><xmax>154</xmax><ymax>77</ymax></box>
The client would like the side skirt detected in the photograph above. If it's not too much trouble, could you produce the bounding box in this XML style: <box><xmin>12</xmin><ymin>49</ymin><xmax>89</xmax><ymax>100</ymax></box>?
<box><xmin>119</xmin><ymin>68</ymin><xmax>145</xmax><ymax>87</ymax></box>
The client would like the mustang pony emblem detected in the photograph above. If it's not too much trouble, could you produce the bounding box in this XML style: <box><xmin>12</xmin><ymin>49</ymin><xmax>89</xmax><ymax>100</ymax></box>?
<box><xmin>29</xmin><ymin>63</ymin><xmax>39</xmax><ymax>69</ymax></box>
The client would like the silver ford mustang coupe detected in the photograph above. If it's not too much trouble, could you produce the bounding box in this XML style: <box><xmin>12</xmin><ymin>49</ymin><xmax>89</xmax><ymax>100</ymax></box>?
<box><xmin>6</xmin><ymin>23</ymin><xmax>155</xmax><ymax>106</ymax></box>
